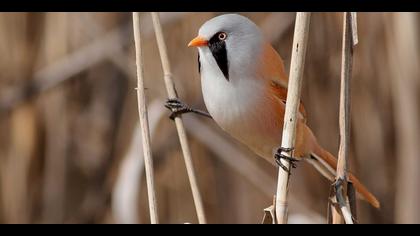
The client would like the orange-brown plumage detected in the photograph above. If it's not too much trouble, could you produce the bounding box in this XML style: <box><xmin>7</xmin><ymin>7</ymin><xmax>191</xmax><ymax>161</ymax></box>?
<box><xmin>259</xmin><ymin>43</ymin><xmax>288</xmax><ymax>86</ymax></box>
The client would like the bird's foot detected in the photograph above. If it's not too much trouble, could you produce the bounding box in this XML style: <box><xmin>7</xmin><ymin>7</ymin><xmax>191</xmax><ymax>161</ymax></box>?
<box><xmin>274</xmin><ymin>147</ymin><xmax>299</xmax><ymax>173</ymax></box>
<box><xmin>164</xmin><ymin>98</ymin><xmax>212</xmax><ymax>120</ymax></box>
<box><xmin>164</xmin><ymin>98</ymin><xmax>193</xmax><ymax>120</ymax></box>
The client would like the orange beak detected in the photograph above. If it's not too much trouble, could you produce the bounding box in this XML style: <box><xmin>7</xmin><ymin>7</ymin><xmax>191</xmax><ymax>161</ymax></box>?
<box><xmin>188</xmin><ymin>36</ymin><xmax>208</xmax><ymax>47</ymax></box>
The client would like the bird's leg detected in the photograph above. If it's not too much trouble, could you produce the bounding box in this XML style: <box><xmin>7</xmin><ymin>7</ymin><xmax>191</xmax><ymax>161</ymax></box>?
<box><xmin>274</xmin><ymin>147</ymin><xmax>299</xmax><ymax>173</ymax></box>
<box><xmin>164</xmin><ymin>98</ymin><xmax>212</xmax><ymax>120</ymax></box>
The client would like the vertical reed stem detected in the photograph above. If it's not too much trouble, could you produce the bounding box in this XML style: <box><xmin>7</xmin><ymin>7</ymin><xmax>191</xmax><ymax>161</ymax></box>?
<box><xmin>151</xmin><ymin>12</ymin><xmax>207</xmax><ymax>224</ymax></box>
<box><xmin>275</xmin><ymin>12</ymin><xmax>311</xmax><ymax>224</ymax></box>
<box><xmin>132</xmin><ymin>12</ymin><xmax>159</xmax><ymax>224</ymax></box>
<box><xmin>332</xmin><ymin>12</ymin><xmax>357</xmax><ymax>225</ymax></box>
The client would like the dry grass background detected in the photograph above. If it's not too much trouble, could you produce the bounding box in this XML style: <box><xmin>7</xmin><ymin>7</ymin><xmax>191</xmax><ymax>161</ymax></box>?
<box><xmin>0</xmin><ymin>12</ymin><xmax>419</xmax><ymax>224</ymax></box>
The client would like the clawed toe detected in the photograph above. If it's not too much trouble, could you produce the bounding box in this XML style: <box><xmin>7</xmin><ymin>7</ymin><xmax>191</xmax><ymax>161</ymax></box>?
<box><xmin>164</xmin><ymin>98</ymin><xmax>191</xmax><ymax>120</ymax></box>
<box><xmin>165</xmin><ymin>98</ymin><xmax>184</xmax><ymax>109</ymax></box>
<box><xmin>274</xmin><ymin>147</ymin><xmax>299</xmax><ymax>173</ymax></box>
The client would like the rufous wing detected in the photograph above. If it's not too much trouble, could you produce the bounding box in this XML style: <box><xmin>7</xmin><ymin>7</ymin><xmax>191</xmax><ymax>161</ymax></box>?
<box><xmin>269</xmin><ymin>80</ymin><xmax>307</xmax><ymax>121</ymax></box>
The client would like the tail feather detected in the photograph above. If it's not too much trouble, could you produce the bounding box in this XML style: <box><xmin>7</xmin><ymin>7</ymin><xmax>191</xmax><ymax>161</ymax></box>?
<box><xmin>309</xmin><ymin>143</ymin><xmax>380</xmax><ymax>209</ymax></box>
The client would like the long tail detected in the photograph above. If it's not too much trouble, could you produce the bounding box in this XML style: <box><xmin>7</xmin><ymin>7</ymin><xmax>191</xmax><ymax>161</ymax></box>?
<box><xmin>307</xmin><ymin>142</ymin><xmax>380</xmax><ymax>209</ymax></box>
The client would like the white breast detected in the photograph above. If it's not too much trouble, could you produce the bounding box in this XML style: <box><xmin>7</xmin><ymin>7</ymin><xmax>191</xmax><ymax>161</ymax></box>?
<box><xmin>198</xmin><ymin>47</ymin><xmax>282</xmax><ymax>162</ymax></box>
<box><xmin>199</xmin><ymin>47</ymin><xmax>260</xmax><ymax>125</ymax></box>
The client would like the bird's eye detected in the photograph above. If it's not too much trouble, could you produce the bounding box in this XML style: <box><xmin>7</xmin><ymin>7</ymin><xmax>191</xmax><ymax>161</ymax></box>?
<box><xmin>218</xmin><ymin>32</ymin><xmax>227</xmax><ymax>41</ymax></box>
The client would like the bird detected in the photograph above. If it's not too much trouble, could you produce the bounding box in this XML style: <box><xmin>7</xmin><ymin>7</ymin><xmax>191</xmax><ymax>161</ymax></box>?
<box><xmin>165</xmin><ymin>13</ymin><xmax>380</xmax><ymax>209</ymax></box>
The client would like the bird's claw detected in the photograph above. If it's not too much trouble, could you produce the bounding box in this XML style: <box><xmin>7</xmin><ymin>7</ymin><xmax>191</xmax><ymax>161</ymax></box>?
<box><xmin>164</xmin><ymin>98</ymin><xmax>192</xmax><ymax>120</ymax></box>
<box><xmin>274</xmin><ymin>147</ymin><xmax>299</xmax><ymax>173</ymax></box>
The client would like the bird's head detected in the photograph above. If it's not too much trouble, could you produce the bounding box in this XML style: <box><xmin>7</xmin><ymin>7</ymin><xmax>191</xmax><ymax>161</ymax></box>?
<box><xmin>188</xmin><ymin>14</ymin><xmax>264</xmax><ymax>81</ymax></box>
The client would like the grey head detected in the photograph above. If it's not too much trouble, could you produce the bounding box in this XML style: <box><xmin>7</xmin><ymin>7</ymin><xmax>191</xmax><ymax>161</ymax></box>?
<box><xmin>192</xmin><ymin>14</ymin><xmax>264</xmax><ymax>81</ymax></box>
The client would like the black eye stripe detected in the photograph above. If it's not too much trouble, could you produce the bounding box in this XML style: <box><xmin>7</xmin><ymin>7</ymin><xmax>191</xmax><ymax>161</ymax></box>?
<box><xmin>208</xmin><ymin>32</ymin><xmax>229</xmax><ymax>81</ymax></box>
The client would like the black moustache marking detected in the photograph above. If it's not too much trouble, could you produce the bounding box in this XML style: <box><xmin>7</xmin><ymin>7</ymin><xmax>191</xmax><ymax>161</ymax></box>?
<box><xmin>208</xmin><ymin>33</ymin><xmax>229</xmax><ymax>81</ymax></box>
<box><xmin>198</xmin><ymin>53</ymin><xmax>201</xmax><ymax>74</ymax></box>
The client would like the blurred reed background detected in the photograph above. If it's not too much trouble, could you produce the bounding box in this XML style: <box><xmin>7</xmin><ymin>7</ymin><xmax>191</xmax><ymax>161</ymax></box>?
<box><xmin>0</xmin><ymin>12</ymin><xmax>419</xmax><ymax>224</ymax></box>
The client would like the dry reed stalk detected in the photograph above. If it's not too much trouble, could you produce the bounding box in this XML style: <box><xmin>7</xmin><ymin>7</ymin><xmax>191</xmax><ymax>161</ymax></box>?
<box><xmin>132</xmin><ymin>12</ymin><xmax>159</xmax><ymax>224</ymax></box>
<box><xmin>151</xmin><ymin>12</ymin><xmax>207</xmax><ymax>224</ymax></box>
<box><xmin>332</xmin><ymin>12</ymin><xmax>357</xmax><ymax>225</ymax></box>
<box><xmin>275</xmin><ymin>12</ymin><xmax>311</xmax><ymax>224</ymax></box>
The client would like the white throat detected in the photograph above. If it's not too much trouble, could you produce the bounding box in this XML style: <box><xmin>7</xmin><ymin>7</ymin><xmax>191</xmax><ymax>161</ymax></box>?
<box><xmin>198</xmin><ymin>46</ymin><xmax>264</xmax><ymax>127</ymax></box>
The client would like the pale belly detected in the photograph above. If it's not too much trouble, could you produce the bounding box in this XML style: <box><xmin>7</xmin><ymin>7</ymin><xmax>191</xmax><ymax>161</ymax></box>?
<box><xmin>201</xmin><ymin>73</ymin><xmax>283</xmax><ymax>164</ymax></box>
<box><xmin>226</xmin><ymin>112</ymin><xmax>284</xmax><ymax>164</ymax></box>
